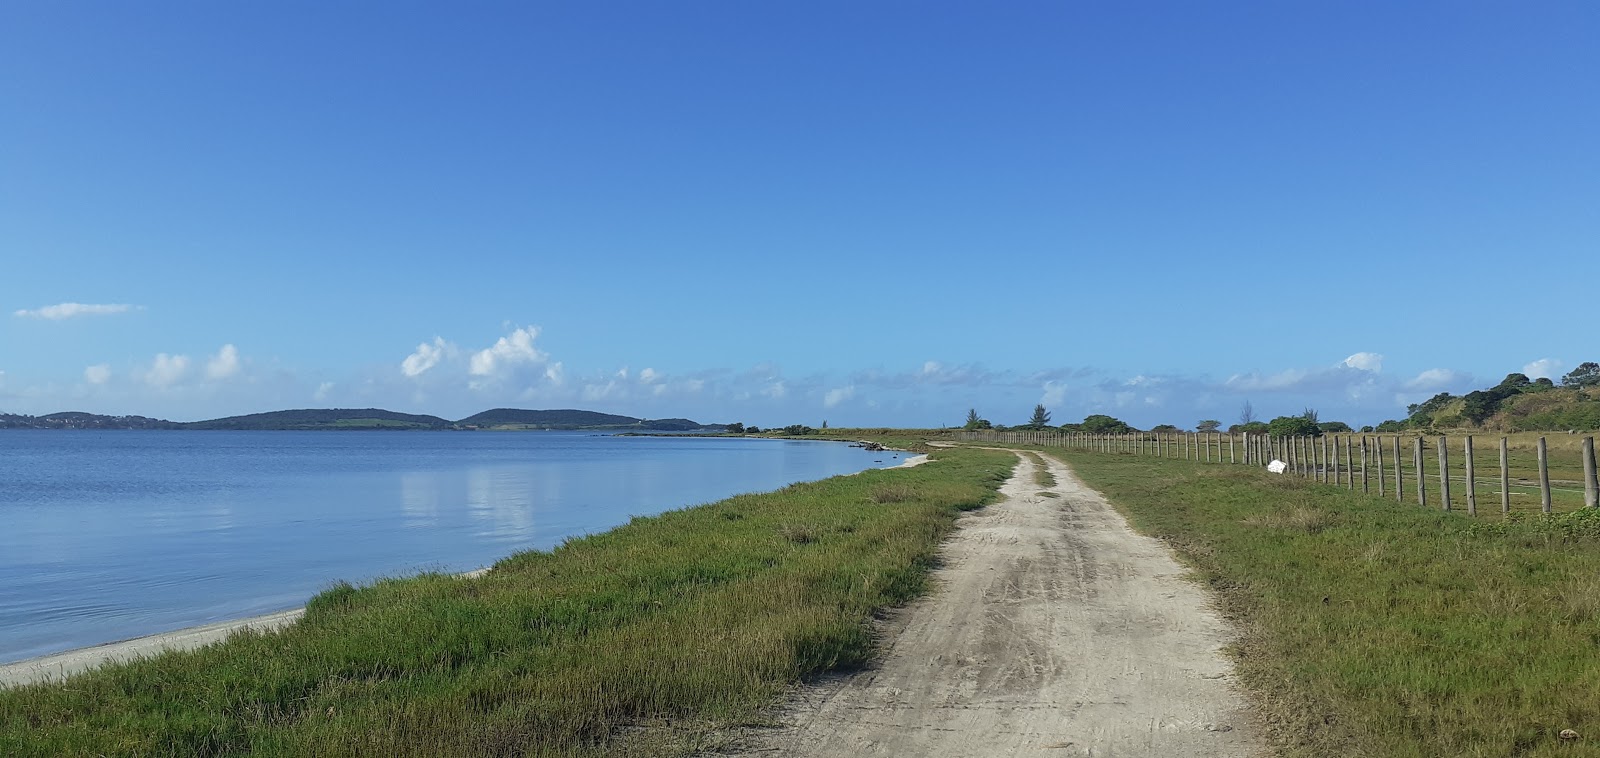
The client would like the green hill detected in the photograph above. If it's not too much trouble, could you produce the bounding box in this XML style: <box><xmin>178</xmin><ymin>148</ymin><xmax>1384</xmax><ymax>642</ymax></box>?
<box><xmin>184</xmin><ymin>408</ymin><xmax>453</xmax><ymax>431</ymax></box>
<box><xmin>453</xmin><ymin>409</ymin><xmax>723</xmax><ymax>431</ymax></box>
<box><xmin>1380</xmin><ymin>362</ymin><xmax>1600</xmax><ymax>432</ymax></box>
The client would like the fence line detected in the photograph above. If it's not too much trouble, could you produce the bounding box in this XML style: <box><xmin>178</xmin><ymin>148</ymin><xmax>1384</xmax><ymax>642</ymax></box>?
<box><xmin>951</xmin><ymin>429</ymin><xmax>1600</xmax><ymax>516</ymax></box>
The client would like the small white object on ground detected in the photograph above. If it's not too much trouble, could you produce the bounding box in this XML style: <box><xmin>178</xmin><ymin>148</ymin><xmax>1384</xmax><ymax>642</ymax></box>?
<box><xmin>1267</xmin><ymin>459</ymin><xmax>1287</xmax><ymax>474</ymax></box>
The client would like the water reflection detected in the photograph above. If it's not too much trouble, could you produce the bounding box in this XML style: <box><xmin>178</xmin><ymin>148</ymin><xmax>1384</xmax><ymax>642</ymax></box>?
<box><xmin>399</xmin><ymin>472</ymin><xmax>439</xmax><ymax>528</ymax></box>
<box><xmin>466</xmin><ymin>468</ymin><xmax>535</xmax><ymax>542</ymax></box>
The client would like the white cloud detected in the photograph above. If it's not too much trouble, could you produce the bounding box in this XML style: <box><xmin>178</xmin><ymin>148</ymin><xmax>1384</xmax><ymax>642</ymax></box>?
<box><xmin>639</xmin><ymin>367</ymin><xmax>660</xmax><ymax>383</ymax></box>
<box><xmin>763</xmin><ymin>381</ymin><xmax>787</xmax><ymax>399</ymax></box>
<box><xmin>544</xmin><ymin>362</ymin><xmax>565</xmax><ymax>385</ymax></box>
<box><xmin>144</xmin><ymin>353</ymin><xmax>190</xmax><ymax>387</ymax></box>
<box><xmin>205</xmin><ymin>344</ymin><xmax>241</xmax><ymax>380</ymax></box>
<box><xmin>314</xmin><ymin>381</ymin><xmax>334</xmax><ymax>401</ymax></box>
<box><xmin>922</xmin><ymin>361</ymin><xmax>942</xmax><ymax>375</ymax></box>
<box><xmin>469</xmin><ymin>326</ymin><xmax>545</xmax><ymax>377</ymax></box>
<box><xmin>14</xmin><ymin>303</ymin><xmax>139</xmax><ymax>320</ymax></box>
<box><xmin>582</xmin><ymin>380</ymin><xmax>619</xmax><ymax>401</ymax></box>
<box><xmin>1224</xmin><ymin>369</ymin><xmax>1310</xmax><ymax>392</ymax></box>
<box><xmin>1523</xmin><ymin>358</ymin><xmax>1562</xmax><ymax>380</ymax></box>
<box><xmin>84</xmin><ymin>364</ymin><xmax>111</xmax><ymax>385</ymax></box>
<box><xmin>823</xmin><ymin>385</ymin><xmax>855</xmax><ymax>408</ymax></box>
<box><xmin>401</xmin><ymin>337</ymin><xmax>450</xmax><ymax>378</ymax></box>
<box><xmin>1342</xmin><ymin>352</ymin><xmax>1384</xmax><ymax>372</ymax></box>
<box><xmin>1405</xmin><ymin>368</ymin><xmax>1469</xmax><ymax>391</ymax></box>
<box><xmin>1041</xmin><ymin>380</ymin><xmax>1067</xmax><ymax>406</ymax></box>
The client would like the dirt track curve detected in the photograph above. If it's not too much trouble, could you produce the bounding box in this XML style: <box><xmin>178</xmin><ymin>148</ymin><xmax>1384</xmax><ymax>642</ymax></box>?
<box><xmin>729</xmin><ymin>450</ymin><xmax>1264</xmax><ymax>757</ymax></box>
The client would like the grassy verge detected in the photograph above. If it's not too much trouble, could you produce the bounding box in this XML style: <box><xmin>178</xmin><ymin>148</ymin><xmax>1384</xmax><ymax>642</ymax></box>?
<box><xmin>1055</xmin><ymin>450</ymin><xmax>1600</xmax><ymax>757</ymax></box>
<box><xmin>0</xmin><ymin>448</ymin><xmax>1014</xmax><ymax>757</ymax></box>
<box><xmin>1028</xmin><ymin>452</ymin><xmax>1057</xmax><ymax>493</ymax></box>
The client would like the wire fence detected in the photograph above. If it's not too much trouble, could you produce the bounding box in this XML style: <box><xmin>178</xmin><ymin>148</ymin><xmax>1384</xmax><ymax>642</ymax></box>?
<box><xmin>953</xmin><ymin>429</ymin><xmax>1600</xmax><ymax>516</ymax></box>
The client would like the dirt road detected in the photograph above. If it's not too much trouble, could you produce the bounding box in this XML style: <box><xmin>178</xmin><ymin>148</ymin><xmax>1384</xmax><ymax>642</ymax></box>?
<box><xmin>732</xmin><ymin>451</ymin><xmax>1264</xmax><ymax>757</ymax></box>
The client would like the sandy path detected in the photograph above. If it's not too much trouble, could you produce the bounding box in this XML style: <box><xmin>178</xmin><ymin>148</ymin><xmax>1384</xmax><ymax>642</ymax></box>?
<box><xmin>731</xmin><ymin>451</ymin><xmax>1264</xmax><ymax>757</ymax></box>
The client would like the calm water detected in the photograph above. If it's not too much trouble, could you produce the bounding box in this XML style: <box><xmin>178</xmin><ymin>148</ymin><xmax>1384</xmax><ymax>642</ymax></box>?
<box><xmin>0</xmin><ymin>431</ymin><xmax>904</xmax><ymax>663</ymax></box>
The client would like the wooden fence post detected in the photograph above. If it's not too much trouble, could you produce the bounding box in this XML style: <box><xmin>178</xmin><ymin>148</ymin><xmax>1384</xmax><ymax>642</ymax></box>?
<box><xmin>1394</xmin><ymin>436</ymin><xmax>1403</xmax><ymax>502</ymax></box>
<box><xmin>1500</xmin><ymin>437</ymin><xmax>1510</xmax><ymax>514</ymax></box>
<box><xmin>1538</xmin><ymin>437</ymin><xmax>1552</xmax><ymax>514</ymax></box>
<box><xmin>1438</xmin><ymin>436</ymin><xmax>1451</xmax><ymax>511</ymax></box>
<box><xmin>1415</xmin><ymin>437</ymin><xmax>1427</xmax><ymax>507</ymax></box>
<box><xmin>1375</xmin><ymin>435</ymin><xmax>1385</xmax><ymax>497</ymax></box>
<box><xmin>1360</xmin><ymin>436</ymin><xmax>1369</xmax><ymax>493</ymax></box>
<box><xmin>1584</xmin><ymin>436</ymin><xmax>1597</xmax><ymax>508</ymax></box>
<box><xmin>1464</xmin><ymin>435</ymin><xmax>1476</xmax><ymax>517</ymax></box>
<box><xmin>1345</xmin><ymin>436</ymin><xmax>1355</xmax><ymax>489</ymax></box>
<box><xmin>1318</xmin><ymin>435</ymin><xmax>1327</xmax><ymax>482</ymax></box>
<box><xmin>1324</xmin><ymin>434</ymin><xmax>1337</xmax><ymax>482</ymax></box>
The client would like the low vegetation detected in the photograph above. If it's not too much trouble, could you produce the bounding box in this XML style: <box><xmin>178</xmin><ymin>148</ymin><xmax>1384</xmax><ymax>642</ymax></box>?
<box><xmin>0</xmin><ymin>449</ymin><xmax>1014</xmax><ymax>757</ymax></box>
<box><xmin>1059</xmin><ymin>450</ymin><xmax>1600</xmax><ymax>757</ymax></box>
<box><xmin>1384</xmin><ymin>365</ymin><xmax>1600</xmax><ymax>432</ymax></box>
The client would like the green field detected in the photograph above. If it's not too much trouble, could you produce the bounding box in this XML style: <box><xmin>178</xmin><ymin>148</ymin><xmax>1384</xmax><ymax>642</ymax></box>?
<box><xmin>1051</xmin><ymin>448</ymin><xmax>1600</xmax><ymax>757</ymax></box>
<box><xmin>0</xmin><ymin>448</ymin><xmax>1014</xmax><ymax>757</ymax></box>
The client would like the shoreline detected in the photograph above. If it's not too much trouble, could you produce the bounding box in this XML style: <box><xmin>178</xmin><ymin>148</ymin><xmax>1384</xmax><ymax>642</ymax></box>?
<box><xmin>1</xmin><ymin>453</ymin><xmax>928</xmax><ymax>690</ymax></box>
<box><xmin>6</xmin><ymin>450</ymin><xmax>928</xmax><ymax>694</ymax></box>
<box><xmin>0</xmin><ymin>567</ymin><xmax>491</xmax><ymax>690</ymax></box>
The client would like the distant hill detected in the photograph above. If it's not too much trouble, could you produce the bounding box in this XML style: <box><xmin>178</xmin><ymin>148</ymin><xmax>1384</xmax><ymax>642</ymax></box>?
<box><xmin>0</xmin><ymin>412</ymin><xmax>181</xmax><ymax>430</ymax></box>
<box><xmin>455</xmin><ymin>408</ymin><xmax>725</xmax><ymax>431</ymax></box>
<box><xmin>184</xmin><ymin>408</ymin><xmax>453</xmax><ymax>431</ymax></box>
<box><xmin>1380</xmin><ymin>364</ymin><xmax>1600</xmax><ymax>432</ymax></box>
<box><xmin>0</xmin><ymin>406</ymin><xmax>724</xmax><ymax>432</ymax></box>
<box><xmin>457</xmin><ymin>408</ymin><xmax>641</xmax><ymax>428</ymax></box>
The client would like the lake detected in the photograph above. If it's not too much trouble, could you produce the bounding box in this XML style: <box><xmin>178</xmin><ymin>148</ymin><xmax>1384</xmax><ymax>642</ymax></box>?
<box><xmin>0</xmin><ymin>431</ymin><xmax>905</xmax><ymax>663</ymax></box>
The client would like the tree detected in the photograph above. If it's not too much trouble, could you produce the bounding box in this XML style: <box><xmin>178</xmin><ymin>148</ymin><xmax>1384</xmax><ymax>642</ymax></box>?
<box><xmin>1318</xmin><ymin>421</ymin><xmax>1353</xmax><ymax>433</ymax></box>
<box><xmin>1196</xmin><ymin>419</ymin><xmax>1221</xmax><ymax>433</ymax></box>
<box><xmin>1232</xmin><ymin>421</ymin><xmax>1269</xmax><ymax>434</ymax></box>
<box><xmin>726</xmin><ymin>422</ymin><xmax>745</xmax><ymax>434</ymax></box>
<box><xmin>1497</xmin><ymin>373</ymin><xmax>1532</xmax><ymax>392</ymax></box>
<box><xmin>1563</xmin><ymin>362</ymin><xmax>1600</xmax><ymax>389</ymax></box>
<box><xmin>1027</xmin><ymin>404</ymin><xmax>1052</xmax><ymax>429</ymax></box>
<box><xmin>821</xmin><ymin>420</ymin><xmax>828</xmax><ymax>430</ymax></box>
<box><xmin>1267</xmin><ymin>415</ymin><xmax>1321</xmax><ymax>437</ymax></box>
<box><xmin>1239</xmin><ymin>400</ymin><xmax>1257</xmax><ymax>426</ymax></box>
<box><xmin>1300</xmin><ymin>407</ymin><xmax>1320</xmax><ymax>426</ymax></box>
<box><xmin>964</xmin><ymin>408</ymin><xmax>983</xmax><ymax>430</ymax></box>
<box><xmin>1151</xmin><ymin>424</ymin><xmax>1181</xmax><ymax>433</ymax></box>
<box><xmin>1082</xmin><ymin>414</ymin><xmax>1133</xmax><ymax>434</ymax></box>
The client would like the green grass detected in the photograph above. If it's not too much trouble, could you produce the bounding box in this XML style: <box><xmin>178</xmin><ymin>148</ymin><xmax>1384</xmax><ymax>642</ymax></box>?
<box><xmin>1055</xmin><ymin>449</ymin><xmax>1600</xmax><ymax>757</ymax></box>
<box><xmin>976</xmin><ymin>430</ymin><xmax>1599</xmax><ymax>515</ymax></box>
<box><xmin>1028</xmin><ymin>452</ymin><xmax>1056</xmax><ymax>491</ymax></box>
<box><xmin>0</xmin><ymin>448</ymin><xmax>1014</xmax><ymax>757</ymax></box>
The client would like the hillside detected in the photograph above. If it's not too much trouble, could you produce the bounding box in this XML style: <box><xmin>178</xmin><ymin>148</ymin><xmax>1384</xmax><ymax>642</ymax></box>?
<box><xmin>456</xmin><ymin>408</ymin><xmax>641</xmax><ymax>428</ymax></box>
<box><xmin>0</xmin><ymin>412</ymin><xmax>181</xmax><ymax>430</ymax></box>
<box><xmin>184</xmin><ymin>409</ymin><xmax>454</xmax><ymax>431</ymax></box>
<box><xmin>454</xmin><ymin>408</ymin><xmax>724</xmax><ymax>431</ymax></box>
<box><xmin>0</xmin><ymin>407</ymin><xmax>725</xmax><ymax>432</ymax></box>
<box><xmin>1380</xmin><ymin>362</ymin><xmax>1600</xmax><ymax>432</ymax></box>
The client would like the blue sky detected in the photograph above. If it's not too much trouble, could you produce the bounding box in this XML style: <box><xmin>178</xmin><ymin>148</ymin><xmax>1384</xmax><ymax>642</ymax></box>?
<box><xmin>3</xmin><ymin>2</ymin><xmax>1596</xmax><ymax>428</ymax></box>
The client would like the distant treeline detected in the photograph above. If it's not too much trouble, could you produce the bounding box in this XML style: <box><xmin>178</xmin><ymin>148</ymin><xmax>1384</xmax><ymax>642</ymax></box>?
<box><xmin>959</xmin><ymin>361</ymin><xmax>1600</xmax><ymax>436</ymax></box>
<box><xmin>0</xmin><ymin>407</ymin><xmax>727</xmax><ymax>432</ymax></box>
